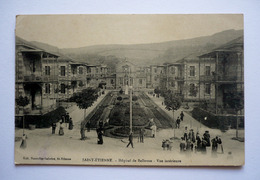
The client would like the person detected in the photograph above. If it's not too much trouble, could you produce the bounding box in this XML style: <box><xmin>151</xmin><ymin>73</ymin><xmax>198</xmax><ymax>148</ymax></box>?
<box><xmin>180</xmin><ymin>111</ymin><xmax>184</xmax><ymax>121</ymax></box>
<box><xmin>176</xmin><ymin>117</ymin><xmax>180</xmax><ymax>129</ymax></box>
<box><xmin>180</xmin><ymin>137</ymin><xmax>186</xmax><ymax>153</ymax></box>
<box><xmin>211</xmin><ymin>137</ymin><xmax>218</xmax><ymax>157</ymax></box>
<box><xmin>162</xmin><ymin>101</ymin><xmax>164</xmax><ymax>106</ymax></box>
<box><xmin>86</xmin><ymin>121</ymin><xmax>91</xmax><ymax>132</ymax></box>
<box><xmin>80</xmin><ymin>122</ymin><xmax>86</xmax><ymax>140</ymax></box>
<box><xmin>68</xmin><ymin>118</ymin><xmax>73</xmax><ymax>130</ymax></box>
<box><xmin>203</xmin><ymin>130</ymin><xmax>211</xmax><ymax>147</ymax></box>
<box><xmin>195</xmin><ymin>132</ymin><xmax>202</xmax><ymax>152</ymax></box>
<box><xmin>65</xmin><ymin>112</ymin><xmax>70</xmax><ymax>123</ymax></box>
<box><xmin>126</xmin><ymin>132</ymin><xmax>134</xmax><ymax>148</ymax></box>
<box><xmin>59</xmin><ymin>122</ymin><xmax>64</xmax><ymax>136</ymax></box>
<box><xmin>98</xmin><ymin>120</ymin><xmax>104</xmax><ymax>129</ymax></box>
<box><xmin>139</xmin><ymin>128</ymin><xmax>145</xmax><ymax>143</ymax></box>
<box><xmin>97</xmin><ymin>130</ymin><xmax>103</xmax><ymax>145</ymax></box>
<box><xmin>162</xmin><ymin>139</ymin><xmax>167</xmax><ymax>150</ymax></box>
<box><xmin>188</xmin><ymin>129</ymin><xmax>195</xmax><ymax>143</ymax></box>
<box><xmin>51</xmin><ymin>122</ymin><xmax>56</xmax><ymax>134</ymax></box>
<box><xmin>151</xmin><ymin>125</ymin><xmax>157</xmax><ymax>138</ymax></box>
<box><xmin>20</xmin><ymin>134</ymin><xmax>27</xmax><ymax>149</ymax></box>
<box><xmin>183</xmin><ymin>126</ymin><xmax>188</xmax><ymax>141</ymax></box>
<box><xmin>201</xmin><ymin>137</ymin><xmax>207</xmax><ymax>154</ymax></box>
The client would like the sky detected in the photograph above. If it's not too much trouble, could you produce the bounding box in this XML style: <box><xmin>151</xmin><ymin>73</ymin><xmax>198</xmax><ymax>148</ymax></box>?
<box><xmin>16</xmin><ymin>14</ymin><xmax>243</xmax><ymax>49</ymax></box>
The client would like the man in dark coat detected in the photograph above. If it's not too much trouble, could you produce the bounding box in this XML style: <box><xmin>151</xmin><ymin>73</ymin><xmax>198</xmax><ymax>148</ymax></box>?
<box><xmin>180</xmin><ymin>111</ymin><xmax>184</xmax><ymax>121</ymax></box>
<box><xmin>176</xmin><ymin>117</ymin><xmax>181</xmax><ymax>129</ymax></box>
<box><xmin>126</xmin><ymin>132</ymin><xmax>134</xmax><ymax>148</ymax></box>
<box><xmin>139</xmin><ymin>128</ymin><xmax>145</xmax><ymax>143</ymax></box>
<box><xmin>52</xmin><ymin>122</ymin><xmax>56</xmax><ymax>134</ymax></box>
<box><xmin>68</xmin><ymin>118</ymin><xmax>73</xmax><ymax>130</ymax></box>
<box><xmin>97</xmin><ymin>130</ymin><xmax>103</xmax><ymax>145</ymax></box>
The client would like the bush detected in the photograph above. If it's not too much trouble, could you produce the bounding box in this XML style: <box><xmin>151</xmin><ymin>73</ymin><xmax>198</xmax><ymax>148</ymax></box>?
<box><xmin>191</xmin><ymin>107</ymin><xmax>244</xmax><ymax>130</ymax></box>
<box><xmin>22</xmin><ymin>107</ymin><xmax>67</xmax><ymax>128</ymax></box>
<box><xmin>117</xmin><ymin>96</ymin><xmax>122</xmax><ymax>101</ymax></box>
<box><xmin>132</xmin><ymin>96</ymin><xmax>138</xmax><ymax>101</ymax></box>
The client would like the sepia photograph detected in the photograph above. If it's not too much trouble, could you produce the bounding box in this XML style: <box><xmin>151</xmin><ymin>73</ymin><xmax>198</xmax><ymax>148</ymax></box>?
<box><xmin>14</xmin><ymin>14</ymin><xmax>244</xmax><ymax>166</ymax></box>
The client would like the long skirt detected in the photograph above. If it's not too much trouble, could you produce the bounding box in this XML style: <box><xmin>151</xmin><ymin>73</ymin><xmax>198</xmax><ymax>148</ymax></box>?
<box><xmin>20</xmin><ymin>139</ymin><xmax>27</xmax><ymax>149</ymax></box>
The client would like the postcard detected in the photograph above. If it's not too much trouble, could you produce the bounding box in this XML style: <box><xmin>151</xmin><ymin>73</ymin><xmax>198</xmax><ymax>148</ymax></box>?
<box><xmin>15</xmin><ymin>14</ymin><xmax>244</xmax><ymax>166</ymax></box>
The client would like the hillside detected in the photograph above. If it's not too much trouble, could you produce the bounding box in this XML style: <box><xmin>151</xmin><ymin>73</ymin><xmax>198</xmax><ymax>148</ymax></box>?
<box><xmin>24</xmin><ymin>29</ymin><xmax>243</xmax><ymax>66</ymax></box>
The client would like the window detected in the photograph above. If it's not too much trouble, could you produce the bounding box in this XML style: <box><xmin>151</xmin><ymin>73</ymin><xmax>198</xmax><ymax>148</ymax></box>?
<box><xmin>205</xmin><ymin>66</ymin><xmax>211</xmax><ymax>76</ymax></box>
<box><xmin>61</xmin><ymin>84</ymin><xmax>65</xmax><ymax>94</ymax></box>
<box><xmin>205</xmin><ymin>83</ymin><xmax>211</xmax><ymax>94</ymax></box>
<box><xmin>111</xmin><ymin>79</ymin><xmax>114</xmax><ymax>84</ymax></box>
<box><xmin>171</xmin><ymin>67</ymin><xmax>175</xmax><ymax>74</ymax></box>
<box><xmin>189</xmin><ymin>83</ymin><xmax>197</xmax><ymax>97</ymax></box>
<box><xmin>139</xmin><ymin>79</ymin><xmax>142</xmax><ymax>85</ymax></box>
<box><xmin>60</xmin><ymin>66</ymin><xmax>66</xmax><ymax>76</ymax></box>
<box><xmin>79</xmin><ymin>67</ymin><xmax>83</xmax><ymax>74</ymax></box>
<box><xmin>72</xmin><ymin>68</ymin><xmax>76</xmax><ymax>75</ymax></box>
<box><xmin>154</xmin><ymin>68</ymin><xmax>157</xmax><ymax>73</ymax></box>
<box><xmin>45</xmin><ymin>66</ymin><xmax>50</xmax><ymax>75</ymax></box>
<box><xmin>190</xmin><ymin>66</ymin><xmax>195</xmax><ymax>76</ymax></box>
<box><xmin>45</xmin><ymin>83</ymin><xmax>50</xmax><ymax>94</ymax></box>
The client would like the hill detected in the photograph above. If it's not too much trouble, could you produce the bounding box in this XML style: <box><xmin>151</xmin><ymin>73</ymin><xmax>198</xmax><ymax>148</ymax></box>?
<box><xmin>22</xmin><ymin>29</ymin><xmax>243</xmax><ymax>66</ymax></box>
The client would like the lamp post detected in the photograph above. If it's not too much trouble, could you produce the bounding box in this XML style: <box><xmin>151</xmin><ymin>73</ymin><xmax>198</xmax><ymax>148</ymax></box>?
<box><xmin>129</xmin><ymin>85</ymin><xmax>133</xmax><ymax>133</ymax></box>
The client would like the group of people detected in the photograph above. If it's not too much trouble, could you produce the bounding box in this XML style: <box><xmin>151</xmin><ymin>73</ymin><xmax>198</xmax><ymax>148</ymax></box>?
<box><xmin>180</xmin><ymin>127</ymin><xmax>223</xmax><ymax>156</ymax></box>
<box><xmin>51</xmin><ymin>112</ymin><xmax>74</xmax><ymax>136</ymax></box>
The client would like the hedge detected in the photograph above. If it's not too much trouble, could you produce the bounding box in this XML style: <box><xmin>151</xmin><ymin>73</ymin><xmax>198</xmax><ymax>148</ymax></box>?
<box><xmin>21</xmin><ymin>106</ymin><xmax>67</xmax><ymax>128</ymax></box>
<box><xmin>192</xmin><ymin>107</ymin><xmax>244</xmax><ymax>131</ymax></box>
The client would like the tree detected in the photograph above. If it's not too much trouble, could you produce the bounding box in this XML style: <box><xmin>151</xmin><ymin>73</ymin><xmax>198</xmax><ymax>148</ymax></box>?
<box><xmin>154</xmin><ymin>88</ymin><xmax>161</xmax><ymax>95</ymax></box>
<box><xmin>164</xmin><ymin>92</ymin><xmax>182</xmax><ymax>138</ymax></box>
<box><xmin>16</xmin><ymin>96</ymin><xmax>30</xmax><ymax>134</ymax></box>
<box><xmin>226</xmin><ymin>91</ymin><xmax>244</xmax><ymax>138</ymax></box>
<box><xmin>71</xmin><ymin>88</ymin><xmax>99</xmax><ymax>135</ymax></box>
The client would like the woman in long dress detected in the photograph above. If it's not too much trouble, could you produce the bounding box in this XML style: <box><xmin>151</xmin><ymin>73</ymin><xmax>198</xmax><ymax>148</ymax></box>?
<box><xmin>59</xmin><ymin>122</ymin><xmax>64</xmax><ymax>136</ymax></box>
<box><xmin>20</xmin><ymin>134</ymin><xmax>27</xmax><ymax>149</ymax></box>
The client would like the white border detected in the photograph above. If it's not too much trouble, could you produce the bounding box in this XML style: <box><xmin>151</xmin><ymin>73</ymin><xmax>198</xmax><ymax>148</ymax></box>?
<box><xmin>1</xmin><ymin>0</ymin><xmax>260</xmax><ymax>179</ymax></box>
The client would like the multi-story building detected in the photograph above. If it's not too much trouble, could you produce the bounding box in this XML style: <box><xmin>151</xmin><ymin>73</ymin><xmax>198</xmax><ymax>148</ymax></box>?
<box><xmin>177</xmin><ymin>56</ymin><xmax>216</xmax><ymax>102</ymax></box>
<box><xmin>199</xmin><ymin>36</ymin><xmax>244</xmax><ymax>115</ymax></box>
<box><xmin>15</xmin><ymin>37</ymin><xmax>60</xmax><ymax>117</ymax></box>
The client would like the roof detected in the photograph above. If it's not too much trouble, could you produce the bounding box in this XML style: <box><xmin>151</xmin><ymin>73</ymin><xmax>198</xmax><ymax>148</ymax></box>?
<box><xmin>199</xmin><ymin>36</ymin><xmax>243</xmax><ymax>58</ymax></box>
<box><xmin>16</xmin><ymin>36</ymin><xmax>60</xmax><ymax>57</ymax></box>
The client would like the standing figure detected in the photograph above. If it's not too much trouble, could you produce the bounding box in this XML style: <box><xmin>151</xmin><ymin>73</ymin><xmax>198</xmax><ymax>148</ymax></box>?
<box><xmin>65</xmin><ymin>112</ymin><xmax>70</xmax><ymax>123</ymax></box>
<box><xmin>201</xmin><ymin>138</ymin><xmax>207</xmax><ymax>154</ymax></box>
<box><xmin>176</xmin><ymin>117</ymin><xmax>180</xmax><ymax>129</ymax></box>
<box><xmin>195</xmin><ymin>132</ymin><xmax>202</xmax><ymax>152</ymax></box>
<box><xmin>203</xmin><ymin>130</ymin><xmax>211</xmax><ymax>147</ymax></box>
<box><xmin>126</xmin><ymin>132</ymin><xmax>134</xmax><ymax>148</ymax></box>
<box><xmin>97</xmin><ymin>130</ymin><xmax>103</xmax><ymax>145</ymax></box>
<box><xmin>151</xmin><ymin>125</ymin><xmax>157</xmax><ymax>138</ymax></box>
<box><xmin>180</xmin><ymin>111</ymin><xmax>184</xmax><ymax>121</ymax></box>
<box><xmin>139</xmin><ymin>128</ymin><xmax>145</xmax><ymax>143</ymax></box>
<box><xmin>183</xmin><ymin>126</ymin><xmax>188</xmax><ymax>141</ymax></box>
<box><xmin>180</xmin><ymin>137</ymin><xmax>186</xmax><ymax>153</ymax></box>
<box><xmin>68</xmin><ymin>118</ymin><xmax>73</xmax><ymax>130</ymax></box>
<box><xmin>188</xmin><ymin>129</ymin><xmax>195</xmax><ymax>143</ymax></box>
<box><xmin>80</xmin><ymin>122</ymin><xmax>86</xmax><ymax>140</ymax></box>
<box><xmin>59</xmin><ymin>122</ymin><xmax>64</xmax><ymax>136</ymax></box>
<box><xmin>52</xmin><ymin>122</ymin><xmax>56</xmax><ymax>134</ymax></box>
<box><xmin>20</xmin><ymin>134</ymin><xmax>27</xmax><ymax>149</ymax></box>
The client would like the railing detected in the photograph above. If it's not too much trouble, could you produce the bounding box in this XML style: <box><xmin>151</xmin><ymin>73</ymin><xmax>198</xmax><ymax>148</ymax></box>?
<box><xmin>216</xmin><ymin>75</ymin><xmax>238</xmax><ymax>82</ymax></box>
<box><xmin>200</xmin><ymin>75</ymin><xmax>215</xmax><ymax>81</ymax></box>
<box><xmin>175</xmin><ymin>76</ymin><xmax>184</xmax><ymax>80</ymax></box>
<box><xmin>24</xmin><ymin>75</ymin><xmax>42</xmax><ymax>82</ymax></box>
